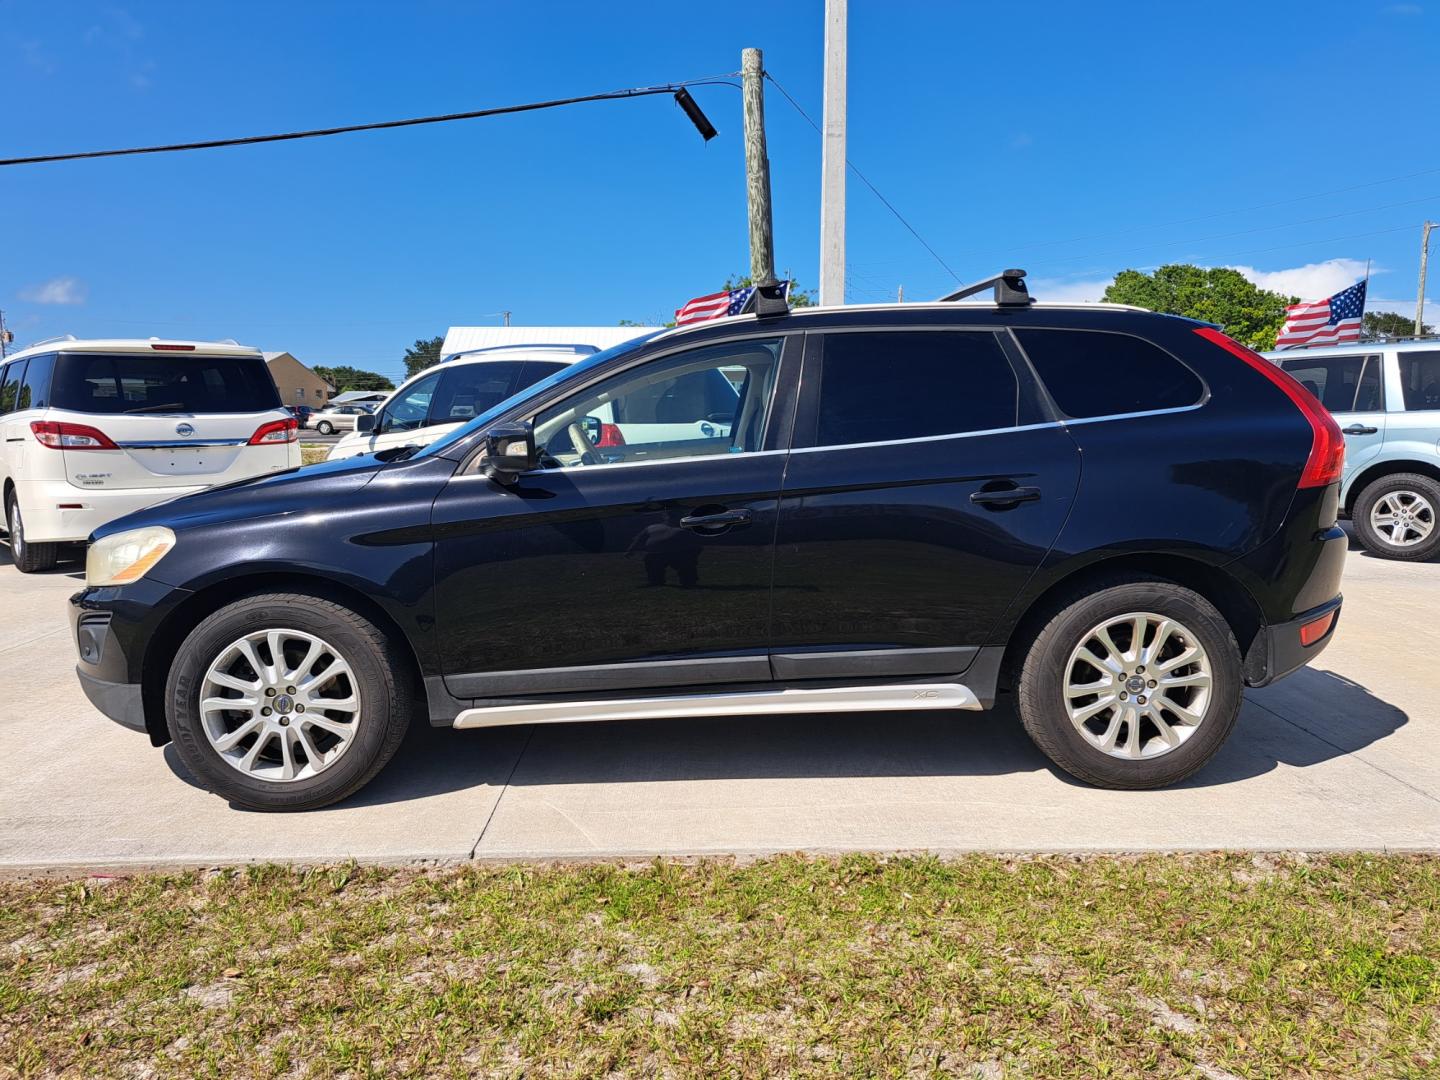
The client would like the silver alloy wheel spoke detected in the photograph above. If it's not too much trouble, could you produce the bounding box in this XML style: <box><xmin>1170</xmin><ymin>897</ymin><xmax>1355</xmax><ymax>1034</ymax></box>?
<box><xmin>1372</xmin><ymin>491</ymin><xmax>1434</xmax><ymax>547</ymax></box>
<box><xmin>199</xmin><ymin>628</ymin><xmax>362</xmax><ymax>784</ymax></box>
<box><xmin>1063</xmin><ymin>610</ymin><xmax>1214</xmax><ymax>761</ymax></box>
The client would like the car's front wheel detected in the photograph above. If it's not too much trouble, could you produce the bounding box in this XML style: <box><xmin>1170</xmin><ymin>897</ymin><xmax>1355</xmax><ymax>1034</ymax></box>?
<box><xmin>166</xmin><ymin>593</ymin><xmax>412</xmax><ymax>810</ymax></box>
<box><xmin>5</xmin><ymin>492</ymin><xmax>59</xmax><ymax>574</ymax></box>
<box><xmin>1353</xmin><ymin>472</ymin><xmax>1440</xmax><ymax>561</ymax></box>
<box><xmin>1016</xmin><ymin>578</ymin><xmax>1242</xmax><ymax>789</ymax></box>
<box><xmin>315</xmin><ymin>420</ymin><xmax>334</xmax><ymax>435</ymax></box>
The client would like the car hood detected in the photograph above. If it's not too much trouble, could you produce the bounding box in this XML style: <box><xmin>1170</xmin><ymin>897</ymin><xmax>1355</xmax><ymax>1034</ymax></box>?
<box><xmin>89</xmin><ymin>453</ymin><xmax>420</xmax><ymax>540</ymax></box>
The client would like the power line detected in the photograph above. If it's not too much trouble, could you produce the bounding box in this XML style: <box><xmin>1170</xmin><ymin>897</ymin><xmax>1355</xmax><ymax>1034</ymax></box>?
<box><xmin>0</xmin><ymin>76</ymin><xmax>739</xmax><ymax>167</ymax></box>
<box><xmin>764</xmin><ymin>70</ymin><xmax>961</xmax><ymax>283</ymax></box>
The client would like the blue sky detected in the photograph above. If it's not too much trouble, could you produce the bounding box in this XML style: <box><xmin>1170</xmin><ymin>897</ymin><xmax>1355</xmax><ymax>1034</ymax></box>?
<box><xmin>3</xmin><ymin>1</ymin><xmax>1437</xmax><ymax>384</ymax></box>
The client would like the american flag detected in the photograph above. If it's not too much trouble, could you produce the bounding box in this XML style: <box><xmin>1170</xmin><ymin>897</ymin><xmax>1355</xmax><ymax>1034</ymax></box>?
<box><xmin>674</xmin><ymin>281</ymin><xmax>789</xmax><ymax>326</ymax></box>
<box><xmin>1276</xmin><ymin>279</ymin><xmax>1367</xmax><ymax>349</ymax></box>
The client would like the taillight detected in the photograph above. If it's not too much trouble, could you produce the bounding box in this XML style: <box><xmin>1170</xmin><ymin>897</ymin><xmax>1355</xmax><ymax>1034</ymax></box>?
<box><xmin>248</xmin><ymin>417</ymin><xmax>298</xmax><ymax>445</ymax></box>
<box><xmin>1193</xmin><ymin>327</ymin><xmax>1344</xmax><ymax>489</ymax></box>
<box><xmin>30</xmin><ymin>421</ymin><xmax>118</xmax><ymax>450</ymax></box>
<box><xmin>596</xmin><ymin>423</ymin><xmax>626</xmax><ymax>448</ymax></box>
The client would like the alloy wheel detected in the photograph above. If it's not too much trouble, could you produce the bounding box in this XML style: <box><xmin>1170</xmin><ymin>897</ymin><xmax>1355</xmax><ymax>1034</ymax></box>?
<box><xmin>199</xmin><ymin>628</ymin><xmax>361</xmax><ymax>782</ymax></box>
<box><xmin>1370</xmin><ymin>490</ymin><xmax>1434</xmax><ymax>548</ymax></box>
<box><xmin>1063</xmin><ymin>611</ymin><xmax>1213</xmax><ymax>760</ymax></box>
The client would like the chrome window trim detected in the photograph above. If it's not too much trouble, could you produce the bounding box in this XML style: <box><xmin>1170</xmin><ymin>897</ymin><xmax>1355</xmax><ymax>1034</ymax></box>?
<box><xmin>114</xmin><ymin>438</ymin><xmax>248</xmax><ymax>448</ymax></box>
<box><xmin>451</xmin><ymin>446</ymin><xmax>790</xmax><ymax>480</ymax></box>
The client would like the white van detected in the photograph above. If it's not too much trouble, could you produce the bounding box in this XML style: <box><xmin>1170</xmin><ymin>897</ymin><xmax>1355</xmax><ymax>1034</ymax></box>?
<box><xmin>326</xmin><ymin>345</ymin><xmax>594</xmax><ymax>461</ymax></box>
<box><xmin>0</xmin><ymin>337</ymin><xmax>300</xmax><ymax>573</ymax></box>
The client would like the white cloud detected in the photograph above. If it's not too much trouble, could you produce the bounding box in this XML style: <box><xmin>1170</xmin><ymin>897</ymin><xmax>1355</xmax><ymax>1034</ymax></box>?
<box><xmin>1228</xmin><ymin>258</ymin><xmax>1374</xmax><ymax>301</ymax></box>
<box><xmin>1028</xmin><ymin>276</ymin><xmax>1112</xmax><ymax>303</ymax></box>
<box><xmin>20</xmin><ymin>277</ymin><xmax>87</xmax><ymax>305</ymax></box>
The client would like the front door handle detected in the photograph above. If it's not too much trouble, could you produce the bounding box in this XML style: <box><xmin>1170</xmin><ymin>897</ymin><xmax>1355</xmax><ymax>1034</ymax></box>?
<box><xmin>970</xmin><ymin>485</ymin><xmax>1042</xmax><ymax>508</ymax></box>
<box><xmin>1342</xmin><ymin>424</ymin><xmax>1378</xmax><ymax>435</ymax></box>
<box><xmin>679</xmin><ymin>508</ymin><xmax>753</xmax><ymax>531</ymax></box>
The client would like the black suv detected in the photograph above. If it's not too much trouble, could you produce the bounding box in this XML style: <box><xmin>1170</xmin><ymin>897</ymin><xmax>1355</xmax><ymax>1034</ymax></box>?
<box><xmin>71</xmin><ymin>275</ymin><xmax>1346</xmax><ymax>810</ymax></box>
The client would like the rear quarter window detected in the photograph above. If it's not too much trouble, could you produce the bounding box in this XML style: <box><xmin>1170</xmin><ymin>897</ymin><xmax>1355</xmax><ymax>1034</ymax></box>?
<box><xmin>1014</xmin><ymin>329</ymin><xmax>1205</xmax><ymax>419</ymax></box>
<box><xmin>50</xmin><ymin>352</ymin><xmax>281</xmax><ymax>414</ymax></box>
<box><xmin>1398</xmin><ymin>350</ymin><xmax>1440</xmax><ymax>410</ymax></box>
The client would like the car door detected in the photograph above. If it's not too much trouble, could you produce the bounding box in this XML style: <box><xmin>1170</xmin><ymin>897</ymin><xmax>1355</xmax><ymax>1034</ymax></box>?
<box><xmin>1278</xmin><ymin>352</ymin><xmax>1385</xmax><ymax>487</ymax></box>
<box><xmin>768</xmin><ymin>328</ymin><xmax>1081</xmax><ymax>679</ymax></box>
<box><xmin>429</xmin><ymin>333</ymin><xmax>799</xmax><ymax>700</ymax></box>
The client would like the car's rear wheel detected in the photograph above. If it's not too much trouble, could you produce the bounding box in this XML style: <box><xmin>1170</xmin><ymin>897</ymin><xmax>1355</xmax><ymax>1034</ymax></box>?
<box><xmin>166</xmin><ymin>593</ymin><xmax>412</xmax><ymax>810</ymax></box>
<box><xmin>1353</xmin><ymin>472</ymin><xmax>1440</xmax><ymax>561</ymax></box>
<box><xmin>315</xmin><ymin>420</ymin><xmax>334</xmax><ymax>435</ymax></box>
<box><xmin>1016</xmin><ymin>578</ymin><xmax>1242</xmax><ymax>789</ymax></box>
<box><xmin>5</xmin><ymin>492</ymin><xmax>59</xmax><ymax>574</ymax></box>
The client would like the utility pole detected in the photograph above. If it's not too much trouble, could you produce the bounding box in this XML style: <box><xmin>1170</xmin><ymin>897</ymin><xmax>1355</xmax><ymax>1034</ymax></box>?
<box><xmin>501</xmin><ymin>310</ymin><xmax>512</xmax><ymax>327</ymax></box>
<box><xmin>897</xmin><ymin>285</ymin><xmax>904</xmax><ymax>304</ymax></box>
<box><xmin>1417</xmin><ymin>221</ymin><xmax>1435</xmax><ymax>337</ymax></box>
<box><xmin>0</xmin><ymin>310</ymin><xmax>8</xmax><ymax>358</ymax></box>
<box><xmin>741</xmin><ymin>48</ymin><xmax>776</xmax><ymax>286</ymax></box>
<box><xmin>819</xmin><ymin>0</ymin><xmax>847</xmax><ymax>306</ymax></box>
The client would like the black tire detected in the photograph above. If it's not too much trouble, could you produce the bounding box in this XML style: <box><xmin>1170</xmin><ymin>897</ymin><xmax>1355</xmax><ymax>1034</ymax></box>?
<box><xmin>6</xmin><ymin>492</ymin><xmax>59</xmax><ymax>574</ymax></box>
<box><xmin>1016</xmin><ymin>577</ymin><xmax>1243</xmax><ymax>790</ymax></box>
<box><xmin>315</xmin><ymin>420</ymin><xmax>334</xmax><ymax>435</ymax></box>
<box><xmin>1352</xmin><ymin>472</ymin><xmax>1440</xmax><ymax>561</ymax></box>
<box><xmin>166</xmin><ymin>592</ymin><xmax>412</xmax><ymax>810</ymax></box>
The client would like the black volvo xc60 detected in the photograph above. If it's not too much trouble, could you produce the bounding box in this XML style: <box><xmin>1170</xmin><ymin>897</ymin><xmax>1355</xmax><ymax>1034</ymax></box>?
<box><xmin>71</xmin><ymin>281</ymin><xmax>1346</xmax><ymax>809</ymax></box>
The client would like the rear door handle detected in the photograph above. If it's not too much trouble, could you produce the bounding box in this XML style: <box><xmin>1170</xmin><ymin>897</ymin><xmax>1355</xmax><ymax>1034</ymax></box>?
<box><xmin>679</xmin><ymin>508</ymin><xmax>753</xmax><ymax>531</ymax></box>
<box><xmin>970</xmin><ymin>486</ymin><xmax>1042</xmax><ymax>508</ymax></box>
<box><xmin>1342</xmin><ymin>424</ymin><xmax>1378</xmax><ymax>435</ymax></box>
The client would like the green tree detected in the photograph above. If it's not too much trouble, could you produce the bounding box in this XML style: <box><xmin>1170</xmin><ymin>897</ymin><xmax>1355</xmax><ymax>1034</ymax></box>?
<box><xmin>312</xmin><ymin>366</ymin><xmax>394</xmax><ymax>393</ymax></box>
<box><xmin>403</xmin><ymin>336</ymin><xmax>444</xmax><ymax>379</ymax></box>
<box><xmin>1364</xmin><ymin>310</ymin><xmax>1431</xmax><ymax>340</ymax></box>
<box><xmin>1102</xmin><ymin>265</ymin><xmax>1296</xmax><ymax>351</ymax></box>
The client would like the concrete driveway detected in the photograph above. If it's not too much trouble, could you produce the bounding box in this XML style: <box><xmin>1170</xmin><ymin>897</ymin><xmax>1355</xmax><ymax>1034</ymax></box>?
<box><xmin>1</xmin><ymin>533</ymin><xmax>1436</xmax><ymax>871</ymax></box>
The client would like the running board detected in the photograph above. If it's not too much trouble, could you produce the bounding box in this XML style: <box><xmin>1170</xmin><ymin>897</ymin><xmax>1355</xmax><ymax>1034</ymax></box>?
<box><xmin>451</xmin><ymin>682</ymin><xmax>982</xmax><ymax>730</ymax></box>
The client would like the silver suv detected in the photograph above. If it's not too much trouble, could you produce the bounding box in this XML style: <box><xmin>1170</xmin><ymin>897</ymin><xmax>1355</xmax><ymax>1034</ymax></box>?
<box><xmin>1268</xmin><ymin>340</ymin><xmax>1440</xmax><ymax>560</ymax></box>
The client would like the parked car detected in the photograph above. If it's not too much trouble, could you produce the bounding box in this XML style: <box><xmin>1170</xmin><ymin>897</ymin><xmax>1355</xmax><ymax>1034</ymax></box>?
<box><xmin>286</xmin><ymin>404</ymin><xmax>315</xmax><ymax>429</ymax></box>
<box><xmin>310</xmin><ymin>403</ymin><xmax>376</xmax><ymax>436</ymax></box>
<box><xmin>1266</xmin><ymin>340</ymin><xmax>1440</xmax><ymax>560</ymax></box>
<box><xmin>0</xmin><ymin>337</ymin><xmax>298</xmax><ymax>573</ymax></box>
<box><xmin>326</xmin><ymin>345</ymin><xmax>595</xmax><ymax>461</ymax></box>
<box><xmin>71</xmin><ymin>279</ymin><xmax>1346</xmax><ymax>810</ymax></box>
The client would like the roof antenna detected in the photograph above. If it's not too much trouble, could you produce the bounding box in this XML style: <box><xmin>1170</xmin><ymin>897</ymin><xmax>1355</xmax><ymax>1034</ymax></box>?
<box><xmin>938</xmin><ymin>269</ymin><xmax>1034</xmax><ymax>306</ymax></box>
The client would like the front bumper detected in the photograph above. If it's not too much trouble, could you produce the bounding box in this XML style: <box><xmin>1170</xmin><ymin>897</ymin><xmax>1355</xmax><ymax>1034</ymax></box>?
<box><xmin>76</xmin><ymin>666</ymin><xmax>147</xmax><ymax>733</ymax></box>
<box><xmin>1245</xmin><ymin>595</ymin><xmax>1342</xmax><ymax>688</ymax></box>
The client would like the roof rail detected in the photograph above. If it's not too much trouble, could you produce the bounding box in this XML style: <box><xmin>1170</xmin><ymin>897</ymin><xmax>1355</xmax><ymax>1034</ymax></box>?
<box><xmin>938</xmin><ymin>269</ymin><xmax>1034</xmax><ymax>306</ymax></box>
<box><xmin>26</xmin><ymin>334</ymin><xmax>78</xmax><ymax>348</ymax></box>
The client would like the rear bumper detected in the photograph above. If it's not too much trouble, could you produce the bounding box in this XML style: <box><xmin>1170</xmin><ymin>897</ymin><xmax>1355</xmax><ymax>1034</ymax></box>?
<box><xmin>14</xmin><ymin>479</ymin><xmax>203</xmax><ymax>543</ymax></box>
<box><xmin>1245</xmin><ymin>595</ymin><xmax>1342</xmax><ymax>688</ymax></box>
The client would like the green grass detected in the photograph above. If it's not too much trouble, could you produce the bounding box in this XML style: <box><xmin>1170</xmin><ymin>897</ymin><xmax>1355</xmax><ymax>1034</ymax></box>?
<box><xmin>1</xmin><ymin>854</ymin><xmax>1436</xmax><ymax>1078</ymax></box>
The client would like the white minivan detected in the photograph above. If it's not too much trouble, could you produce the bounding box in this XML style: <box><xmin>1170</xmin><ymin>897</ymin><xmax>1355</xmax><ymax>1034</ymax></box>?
<box><xmin>0</xmin><ymin>337</ymin><xmax>300</xmax><ymax>573</ymax></box>
<box><xmin>326</xmin><ymin>345</ymin><xmax>594</xmax><ymax>461</ymax></box>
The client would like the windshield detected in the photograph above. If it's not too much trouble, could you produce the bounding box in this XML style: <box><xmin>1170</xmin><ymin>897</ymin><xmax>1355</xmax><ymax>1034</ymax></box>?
<box><xmin>415</xmin><ymin>331</ymin><xmax>664</xmax><ymax>458</ymax></box>
<box><xmin>51</xmin><ymin>351</ymin><xmax>281</xmax><ymax>415</ymax></box>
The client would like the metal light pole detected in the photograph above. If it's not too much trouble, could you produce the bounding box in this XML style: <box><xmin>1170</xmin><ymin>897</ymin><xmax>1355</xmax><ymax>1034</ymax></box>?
<box><xmin>1418</xmin><ymin>221</ymin><xmax>1435</xmax><ymax>337</ymax></box>
<box><xmin>819</xmin><ymin>0</ymin><xmax>847</xmax><ymax>306</ymax></box>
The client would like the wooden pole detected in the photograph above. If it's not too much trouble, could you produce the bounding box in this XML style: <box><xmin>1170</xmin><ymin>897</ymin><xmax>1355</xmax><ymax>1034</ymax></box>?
<box><xmin>819</xmin><ymin>0</ymin><xmax>847</xmax><ymax>306</ymax></box>
<box><xmin>741</xmin><ymin>48</ymin><xmax>776</xmax><ymax>287</ymax></box>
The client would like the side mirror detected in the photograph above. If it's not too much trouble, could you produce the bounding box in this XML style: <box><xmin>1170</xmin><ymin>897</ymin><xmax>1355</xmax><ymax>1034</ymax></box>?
<box><xmin>481</xmin><ymin>422</ymin><xmax>537</xmax><ymax>485</ymax></box>
<box><xmin>355</xmin><ymin>413</ymin><xmax>375</xmax><ymax>434</ymax></box>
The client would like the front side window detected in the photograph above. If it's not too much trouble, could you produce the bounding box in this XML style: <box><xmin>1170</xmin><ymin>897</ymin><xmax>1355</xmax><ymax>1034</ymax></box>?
<box><xmin>1015</xmin><ymin>329</ymin><xmax>1205</xmax><ymax>419</ymax></box>
<box><xmin>1279</xmin><ymin>354</ymin><xmax>1378</xmax><ymax>412</ymax></box>
<box><xmin>377</xmin><ymin>372</ymin><xmax>442</xmax><ymax>434</ymax></box>
<box><xmin>50</xmin><ymin>352</ymin><xmax>281</xmax><ymax>414</ymax></box>
<box><xmin>815</xmin><ymin>330</ymin><xmax>1018</xmax><ymax>447</ymax></box>
<box><xmin>1398</xmin><ymin>351</ymin><xmax>1440</xmax><ymax>410</ymax></box>
<box><xmin>533</xmin><ymin>338</ymin><xmax>782</xmax><ymax>467</ymax></box>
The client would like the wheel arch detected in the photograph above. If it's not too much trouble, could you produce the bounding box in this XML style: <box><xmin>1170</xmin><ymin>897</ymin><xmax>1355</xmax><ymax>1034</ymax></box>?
<box><xmin>1344</xmin><ymin>459</ymin><xmax>1440</xmax><ymax>517</ymax></box>
<box><xmin>139</xmin><ymin>572</ymin><xmax>428</xmax><ymax>746</ymax></box>
<box><xmin>998</xmin><ymin>552</ymin><xmax>1265</xmax><ymax>689</ymax></box>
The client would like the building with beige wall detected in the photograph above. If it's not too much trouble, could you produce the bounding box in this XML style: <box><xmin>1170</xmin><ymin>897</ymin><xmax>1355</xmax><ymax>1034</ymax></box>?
<box><xmin>264</xmin><ymin>352</ymin><xmax>334</xmax><ymax>408</ymax></box>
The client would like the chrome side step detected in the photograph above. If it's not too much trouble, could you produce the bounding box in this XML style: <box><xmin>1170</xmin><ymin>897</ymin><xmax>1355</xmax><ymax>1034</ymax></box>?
<box><xmin>451</xmin><ymin>682</ymin><xmax>982</xmax><ymax>730</ymax></box>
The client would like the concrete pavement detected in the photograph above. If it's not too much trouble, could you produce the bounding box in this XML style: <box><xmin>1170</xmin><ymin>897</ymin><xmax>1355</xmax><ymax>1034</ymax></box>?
<box><xmin>1</xmin><ymin>532</ymin><xmax>1436</xmax><ymax>871</ymax></box>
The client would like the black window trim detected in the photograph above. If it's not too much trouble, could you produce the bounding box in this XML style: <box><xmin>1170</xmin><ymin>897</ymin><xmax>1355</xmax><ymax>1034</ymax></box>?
<box><xmin>453</xmin><ymin>329</ymin><xmax>804</xmax><ymax>477</ymax></box>
<box><xmin>1005</xmin><ymin>325</ymin><xmax>1211</xmax><ymax>424</ymax></box>
<box><xmin>789</xmin><ymin>324</ymin><xmax>1051</xmax><ymax>454</ymax></box>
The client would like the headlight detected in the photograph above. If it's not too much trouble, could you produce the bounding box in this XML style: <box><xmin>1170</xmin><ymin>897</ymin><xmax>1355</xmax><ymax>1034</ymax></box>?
<box><xmin>86</xmin><ymin>526</ymin><xmax>176</xmax><ymax>586</ymax></box>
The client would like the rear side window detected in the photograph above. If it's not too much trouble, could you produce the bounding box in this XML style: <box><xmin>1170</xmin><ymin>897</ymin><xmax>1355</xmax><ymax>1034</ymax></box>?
<box><xmin>1015</xmin><ymin>329</ymin><xmax>1204</xmax><ymax>419</ymax></box>
<box><xmin>17</xmin><ymin>353</ymin><xmax>55</xmax><ymax>410</ymax></box>
<box><xmin>50</xmin><ymin>352</ymin><xmax>281</xmax><ymax>414</ymax></box>
<box><xmin>816</xmin><ymin>331</ymin><xmax>1018</xmax><ymax>446</ymax></box>
<box><xmin>1398</xmin><ymin>351</ymin><xmax>1440</xmax><ymax>410</ymax></box>
<box><xmin>429</xmin><ymin>362</ymin><xmax>527</xmax><ymax>424</ymax></box>
<box><xmin>1278</xmin><ymin>354</ymin><xmax>1381</xmax><ymax>412</ymax></box>
<box><xmin>0</xmin><ymin>361</ymin><xmax>23</xmax><ymax>414</ymax></box>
